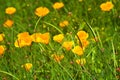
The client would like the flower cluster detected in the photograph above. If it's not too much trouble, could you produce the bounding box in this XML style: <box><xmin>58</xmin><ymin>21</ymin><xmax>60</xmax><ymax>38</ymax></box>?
<box><xmin>72</xmin><ymin>31</ymin><xmax>89</xmax><ymax>56</ymax></box>
<box><xmin>1</xmin><ymin>1</ymin><xmax>94</xmax><ymax>71</ymax></box>
<box><xmin>14</xmin><ymin>32</ymin><xmax>50</xmax><ymax>48</ymax></box>
<box><xmin>0</xmin><ymin>34</ymin><xmax>5</xmax><ymax>56</ymax></box>
<box><xmin>3</xmin><ymin>7</ymin><xmax>16</xmax><ymax>28</ymax></box>
<box><xmin>31</xmin><ymin>32</ymin><xmax>50</xmax><ymax>44</ymax></box>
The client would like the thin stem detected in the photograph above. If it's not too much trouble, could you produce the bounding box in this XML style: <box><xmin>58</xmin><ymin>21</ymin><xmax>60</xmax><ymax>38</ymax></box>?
<box><xmin>0</xmin><ymin>70</ymin><xmax>19</xmax><ymax>80</ymax></box>
<box><xmin>96</xmin><ymin>30</ymin><xmax>103</xmax><ymax>48</ymax></box>
<box><xmin>34</xmin><ymin>17</ymin><xmax>41</xmax><ymax>32</ymax></box>
<box><xmin>58</xmin><ymin>63</ymin><xmax>74</xmax><ymax>80</ymax></box>
<box><xmin>38</xmin><ymin>43</ymin><xmax>45</xmax><ymax>51</ymax></box>
<box><xmin>83</xmin><ymin>20</ymin><xmax>97</xmax><ymax>39</ymax></box>
<box><xmin>82</xmin><ymin>66</ymin><xmax>96</xmax><ymax>80</ymax></box>
<box><xmin>44</xmin><ymin>21</ymin><xmax>63</xmax><ymax>34</ymax></box>
<box><xmin>111</xmin><ymin>40</ymin><xmax>118</xmax><ymax>78</ymax></box>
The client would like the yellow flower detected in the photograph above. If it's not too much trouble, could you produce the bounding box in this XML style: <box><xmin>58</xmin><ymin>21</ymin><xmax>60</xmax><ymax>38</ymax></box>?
<box><xmin>53</xmin><ymin>2</ymin><xmax>64</xmax><ymax>9</ymax></box>
<box><xmin>62</xmin><ymin>41</ymin><xmax>74</xmax><ymax>51</ymax></box>
<box><xmin>31</xmin><ymin>32</ymin><xmax>50</xmax><ymax>44</ymax></box>
<box><xmin>5</xmin><ymin>7</ymin><xmax>16</xmax><ymax>15</ymax></box>
<box><xmin>0</xmin><ymin>45</ymin><xmax>5</xmax><ymax>55</ymax></box>
<box><xmin>100</xmin><ymin>1</ymin><xmax>114</xmax><ymax>11</ymax></box>
<box><xmin>35</xmin><ymin>7</ymin><xmax>50</xmax><ymax>17</ymax></box>
<box><xmin>14</xmin><ymin>32</ymin><xmax>32</xmax><ymax>47</ymax></box>
<box><xmin>59</xmin><ymin>20</ymin><xmax>69</xmax><ymax>28</ymax></box>
<box><xmin>0</xmin><ymin>34</ymin><xmax>5</xmax><ymax>42</ymax></box>
<box><xmin>72</xmin><ymin>46</ymin><xmax>83</xmax><ymax>56</ymax></box>
<box><xmin>3</xmin><ymin>19</ymin><xmax>14</xmax><ymax>28</ymax></box>
<box><xmin>76</xmin><ymin>58</ymin><xmax>86</xmax><ymax>66</ymax></box>
<box><xmin>51</xmin><ymin>54</ymin><xmax>64</xmax><ymax>62</ymax></box>
<box><xmin>24</xmin><ymin>63</ymin><xmax>33</xmax><ymax>71</ymax></box>
<box><xmin>77</xmin><ymin>31</ymin><xmax>88</xmax><ymax>40</ymax></box>
<box><xmin>79</xmin><ymin>0</ymin><xmax>83</xmax><ymax>2</ymax></box>
<box><xmin>53</xmin><ymin>34</ymin><xmax>64</xmax><ymax>43</ymax></box>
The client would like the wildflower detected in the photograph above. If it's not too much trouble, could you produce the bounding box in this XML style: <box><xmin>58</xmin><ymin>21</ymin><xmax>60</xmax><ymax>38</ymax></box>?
<box><xmin>3</xmin><ymin>19</ymin><xmax>14</xmax><ymax>28</ymax></box>
<box><xmin>79</xmin><ymin>0</ymin><xmax>83</xmax><ymax>2</ymax></box>
<box><xmin>88</xmin><ymin>7</ymin><xmax>92</xmax><ymax>11</ymax></box>
<box><xmin>0</xmin><ymin>45</ymin><xmax>5</xmax><ymax>55</ymax></box>
<box><xmin>76</xmin><ymin>58</ymin><xmax>86</xmax><ymax>66</ymax></box>
<box><xmin>35</xmin><ymin>7</ymin><xmax>50</xmax><ymax>17</ymax></box>
<box><xmin>100</xmin><ymin>1</ymin><xmax>114</xmax><ymax>11</ymax></box>
<box><xmin>53</xmin><ymin>2</ymin><xmax>64</xmax><ymax>9</ymax></box>
<box><xmin>62</xmin><ymin>41</ymin><xmax>74</xmax><ymax>51</ymax></box>
<box><xmin>14</xmin><ymin>32</ymin><xmax>32</xmax><ymax>47</ymax></box>
<box><xmin>24</xmin><ymin>63</ymin><xmax>33</xmax><ymax>71</ymax></box>
<box><xmin>0</xmin><ymin>34</ymin><xmax>5</xmax><ymax>42</ymax></box>
<box><xmin>81</xmin><ymin>39</ymin><xmax>89</xmax><ymax>48</ymax></box>
<box><xmin>51</xmin><ymin>54</ymin><xmax>64</xmax><ymax>62</ymax></box>
<box><xmin>59</xmin><ymin>20</ymin><xmax>69</xmax><ymax>28</ymax></box>
<box><xmin>31</xmin><ymin>32</ymin><xmax>50</xmax><ymax>44</ymax></box>
<box><xmin>5</xmin><ymin>7</ymin><xmax>16</xmax><ymax>15</ymax></box>
<box><xmin>72</xmin><ymin>46</ymin><xmax>83</xmax><ymax>56</ymax></box>
<box><xmin>77</xmin><ymin>31</ymin><xmax>88</xmax><ymax>40</ymax></box>
<box><xmin>53</xmin><ymin>34</ymin><xmax>64</xmax><ymax>43</ymax></box>
<box><xmin>77</xmin><ymin>39</ymin><xmax>89</xmax><ymax>48</ymax></box>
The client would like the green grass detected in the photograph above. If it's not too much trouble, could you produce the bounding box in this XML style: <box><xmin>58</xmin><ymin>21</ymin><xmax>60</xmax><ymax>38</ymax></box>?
<box><xmin>0</xmin><ymin>0</ymin><xmax>120</xmax><ymax>80</ymax></box>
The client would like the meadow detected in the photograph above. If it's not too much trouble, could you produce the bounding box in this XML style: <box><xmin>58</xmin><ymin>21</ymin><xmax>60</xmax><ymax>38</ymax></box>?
<box><xmin>0</xmin><ymin>0</ymin><xmax>120</xmax><ymax>80</ymax></box>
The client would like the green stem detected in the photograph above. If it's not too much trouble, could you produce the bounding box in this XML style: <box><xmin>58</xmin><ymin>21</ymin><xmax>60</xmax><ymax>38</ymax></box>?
<box><xmin>96</xmin><ymin>30</ymin><xmax>103</xmax><ymax>48</ymax></box>
<box><xmin>0</xmin><ymin>70</ymin><xmax>19</xmax><ymax>80</ymax></box>
<box><xmin>58</xmin><ymin>63</ymin><xmax>74</xmax><ymax>80</ymax></box>
<box><xmin>44</xmin><ymin>21</ymin><xmax>63</xmax><ymax>34</ymax></box>
<box><xmin>34</xmin><ymin>17</ymin><xmax>41</xmax><ymax>32</ymax></box>
<box><xmin>83</xmin><ymin>20</ymin><xmax>97</xmax><ymax>39</ymax></box>
<box><xmin>111</xmin><ymin>40</ymin><xmax>118</xmax><ymax>78</ymax></box>
<box><xmin>38</xmin><ymin>43</ymin><xmax>45</xmax><ymax>51</ymax></box>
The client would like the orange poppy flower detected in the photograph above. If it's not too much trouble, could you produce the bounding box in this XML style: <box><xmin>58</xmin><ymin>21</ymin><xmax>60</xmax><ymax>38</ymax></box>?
<box><xmin>62</xmin><ymin>41</ymin><xmax>74</xmax><ymax>51</ymax></box>
<box><xmin>53</xmin><ymin>34</ymin><xmax>64</xmax><ymax>43</ymax></box>
<box><xmin>77</xmin><ymin>39</ymin><xmax>89</xmax><ymax>48</ymax></box>
<box><xmin>5</xmin><ymin>7</ymin><xmax>16</xmax><ymax>15</ymax></box>
<box><xmin>53</xmin><ymin>2</ymin><xmax>64</xmax><ymax>9</ymax></box>
<box><xmin>77</xmin><ymin>31</ymin><xmax>89</xmax><ymax>40</ymax></box>
<box><xmin>14</xmin><ymin>32</ymin><xmax>32</xmax><ymax>47</ymax></box>
<box><xmin>100</xmin><ymin>1</ymin><xmax>114</xmax><ymax>11</ymax></box>
<box><xmin>3</xmin><ymin>19</ymin><xmax>14</xmax><ymax>28</ymax></box>
<box><xmin>0</xmin><ymin>45</ymin><xmax>5</xmax><ymax>55</ymax></box>
<box><xmin>59</xmin><ymin>20</ymin><xmax>69</xmax><ymax>28</ymax></box>
<box><xmin>35</xmin><ymin>7</ymin><xmax>50</xmax><ymax>17</ymax></box>
<box><xmin>72</xmin><ymin>46</ymin><xmax>83</xmax><ymax>56</ymax></box>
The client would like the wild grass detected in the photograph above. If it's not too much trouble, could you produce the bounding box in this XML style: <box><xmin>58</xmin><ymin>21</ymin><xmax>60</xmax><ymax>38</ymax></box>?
<box><xmin>0</xmin><ymin>0</ymin><xmax>120</xmax><ymax>80</ymax></box>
